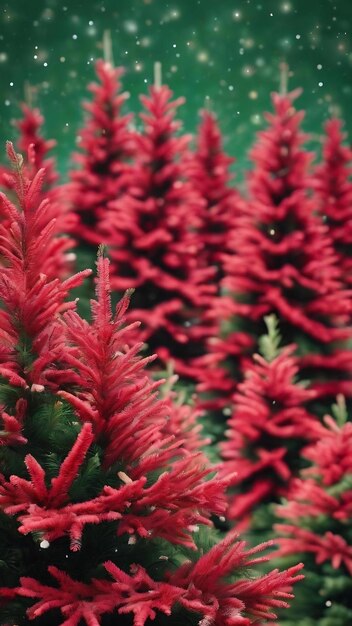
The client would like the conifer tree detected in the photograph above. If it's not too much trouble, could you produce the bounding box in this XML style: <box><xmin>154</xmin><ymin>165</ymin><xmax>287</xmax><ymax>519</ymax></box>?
<box><xmin>101</xmin><ymin>69</ymin><xmax>217</xmax><ymax>380</ymax></box>
<box><xmin>221</xmin><ymin>316</ymin><xmax>319</xmax><ymax>529</ymax></box>
<box><xmin>0</xmin><ymin>97</ymin><xmax>58</xmax><ymax>195</ymax></box>
<box><xmin>0</xmin><ymin>144</ymin><xmax>303</xmax><ymax>625</ymax></box>
<box><xmin>16</xmin><ymin>102</ymin><xmax>58</xmax><ymax>191</ymax></box>
<box><xmin>274</xmin><ymin>395</ymin><xmax>352</xmax><ymax>626</ymax></box>
<box><xmin>314</xmin><ymin>118</ymin><xmax>352</xmax><ymax>288</ymax></box>
<box><xmin>187</xmin><ymin>109</ymin><xmax>241</xmax><ymax>279</ymax></box>
<box><xmin>202</xmin><ymin>90</ymin><xmax>352</xmax><ymax>418</ymax></box>
<box><xmin>66</xmin><ymin>58</ymin><xmax>134</xmax><ymax>247</ymax></box>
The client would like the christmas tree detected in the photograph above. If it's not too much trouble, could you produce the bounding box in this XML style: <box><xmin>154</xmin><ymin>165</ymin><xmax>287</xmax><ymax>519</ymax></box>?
<box><xmin>221</xmin><ymin>316</ymin><xmax>319</xmax><ymax>529</ymax></box>
<box><xmin>101</xmin><ymin>67</ymin><xmax>217</xmax><ymax>380</ymax></box>
<box><xmin>0</xmin><ymin>144</ymin><xmax>303</xmax><ymax>625</ymax></box>
<box><xmin>187</xmin><ymin>108</ymin><xmax>241</xmax><ymax>280</ymax></box>
<box><xmin>313</xmin><ymin>117</ymin><xmax>352</xmax><ymax>288</ymax></box>
<box><xmin>0</xmin><ymin>92</ymin><xmax>57</xmax><ymax>195</ymax></box>
<box><xmin>203</xmin><ymin>88</ymin><xmax>352</xmax><ymax>419</ymax></box>
<box><xmin>66</xmin><ymin>58</ymin><xmax>134</xmax><ymax>248</ymax></box>
<box><xmin>0</xmin><ymin>97</ymin><xmax>75</xmax><ymax>281</ymax></box>
<box><xmin>274</xmin><ymin>395</ymin><xmax>352</xmax><ymax>625</ymax></box>
<box><xmin>16</xmin><ymin>102</ymin><xmax>58</xmax><ymax>192</ymax></box>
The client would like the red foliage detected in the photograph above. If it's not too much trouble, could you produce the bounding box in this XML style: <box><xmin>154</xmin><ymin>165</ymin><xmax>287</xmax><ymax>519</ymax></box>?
<box><xmin>101</xmin><ymin>84</ymin><xmax>217</xmax><ymax>379</ymax></box>
<box><xmin>0</xmin><ymin>142</ymin><xmax>90</xmax><ymax>390</ymax></box>
<box><xmin>17</xmin><ymin>536</ymin><xmax>303</xmax><ymax>626</ymax></box>
<box><xmin>67</xmin><ymin>60</ymin><xmax>135</xmax><ymax>246</ymax></box>
<box><xmin>275</xmin><ymin>409</ymin><xmax>352</xmax><ymax>573</ymax></box>
<box><xmin>16</xmin><ymin>103</ymin><xmax>58</xmax><ymax>189</ymax></box>
<box><xmin>187</xmin><ymin>109</ymin><xmax>242</xmax><ymax>275</ymax></box>
<box><xmin>54</xmin><ymin>254</ymin><xmax>230</xmax><ymax>548</ymax></box>
<box><xmin>0</xmin><ymin>146</ymin><xmax>303</xmax><ymax>625</ymax></box>
<box><xmin>314</xmin><ymin>118</ymin><xmax>352</xmax><ymax>288</ymax></box>
<box><xmin>0</xmin><ymin>103</ymin><xmax>58</xmax><ymax>193</ymax></box>
<box><xmin>212</xmin><ymin>90</ymin><xmax>352</xmax><ymax>411</ymax></box>
<box><xmin>221</xmin><ymin>340</ymin><xmax>318</xmax><ymax>526</ymax></box>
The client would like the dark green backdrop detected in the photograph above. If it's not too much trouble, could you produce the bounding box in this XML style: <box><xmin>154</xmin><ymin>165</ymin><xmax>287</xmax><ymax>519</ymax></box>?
<box><xmin>0</xmin><ymin>0</ymin><xmax>351</xmax><ymax>177</ymax></box>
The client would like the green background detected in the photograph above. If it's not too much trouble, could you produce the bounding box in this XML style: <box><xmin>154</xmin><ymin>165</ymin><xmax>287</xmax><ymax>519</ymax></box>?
<box><xmin>0</xmin><ymin>0</ymin><xmax>351</xmax><ymax>177</ymax></box>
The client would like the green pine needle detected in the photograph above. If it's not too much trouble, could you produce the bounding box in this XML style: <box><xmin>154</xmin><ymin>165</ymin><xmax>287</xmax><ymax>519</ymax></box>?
<box><xmin>331</xmin><ymin>394</ymin><xmax>348</xmax><ymax>426</ymax></box>
<box><xmin>258</xmin><ymin>314</ymin><xmax>282</xmax><ymax>362</ymax></box>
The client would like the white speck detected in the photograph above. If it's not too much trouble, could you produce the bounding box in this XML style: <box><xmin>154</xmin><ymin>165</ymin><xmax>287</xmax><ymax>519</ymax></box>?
<box><xmin>9</xmin><ymin>82</ymin><xmax>13</xmax><ymax>86</ymax></box>
<box><xmin>317</xmin><ymin>63</ymin><xmax>322</xmax><ymax>69</ymax></box>
<box><xmin>228</xmin><ymin>85</ymin><xmax>234</xmax><ymax>91</ymax></box>
<box><xmin>40</xmin><ymin>539</ymin><xmax>50</xmax><ymax>549</ymax></box>
<box><xmin>318</xmin><ymin>82</ymin><xmax>323</xmax><ymax>87</ymax></box>
<box><xmin>4</xmin><ymin>100</ymin><xmax>10</xmax><ymax>106</ymax></box>
<box><xmin>197</xmin><ymin>51</ymin><xmax>208</xmax><ymax>62</ymax></box>
<box><xmin>173</xmin><ymin>43</ymin><xmax>176</xmax><ymax>48</ymax></box>
<box><xmin>296</xmin><ymin>34</ymin><xmax>301</xmax><ymax>39</ymax></box>
<box><xmin>72</xmin><ymin>34</ymin><xmax>78</xmax><ymax>40</ymax></box>
<box><xmin>43</xmin><ymin>62</ymin><xmax>48</xmax><ymax>67</ymax></box>
<box><xmin>65</xmin><ymin>123</ymin><xmax>69</xmax><ymax>126</ymax></box>
<box><xmin>88</xmin><ymin>20</ymin><xmax>94</xmax><ymax>25</ymax></box>
<box><xmin>34</xmin><ymin>55</ymin><xmax>38</xmax><ymax>59</ymax></box>
<box><xmin>60</xmin><ymin>56</ymin><xmax>66</xmax><ymax>62</ymax></box>
<box><xmin>270</xmin><ymin>12</ymin><xmax>273</xmax><ymax>16</ymax></box>
<box><xmin>123</xmin><ymin>19</ymin><xmax>138</xmax><ymax>33</ymax></box>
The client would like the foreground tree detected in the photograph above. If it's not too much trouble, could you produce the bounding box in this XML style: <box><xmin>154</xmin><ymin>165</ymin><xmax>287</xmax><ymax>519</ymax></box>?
<box><xmin>0</xmin><ymin>145</ymin><xmax>303</xmax><ymax>625</ymax></box>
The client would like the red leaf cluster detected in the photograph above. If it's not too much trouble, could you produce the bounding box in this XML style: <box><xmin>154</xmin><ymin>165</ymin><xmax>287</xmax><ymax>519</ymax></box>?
<box><xmin>221</xmin><ymin>341</ymin><xmax>318</xmax><ymax>526</ymax></box>
<box><xmin>67</xmin><ymin>60</ymin><xmax>135</xmax><ymax>245</ymax></box>
<box><xmin>275</xmin><ymin>410</ymin><xmax>352</xmax><ymax>574</ymax></box>
<box><xmin>100</xmin><ymin>84</ymin><xmax>218</xmax><ymax>378</ymax></box>
<box><xmin>314</xmin><ymin>118</ymin><xmax>352</xmax><ymax>288</ymax></box>
<box><xmin>0</xmin><ymin>142</ymin><xmax>90</xmax><ymax>390</ymax></box>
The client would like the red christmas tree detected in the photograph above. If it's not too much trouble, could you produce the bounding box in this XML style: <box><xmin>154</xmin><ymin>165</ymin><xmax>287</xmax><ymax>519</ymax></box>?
<box><xmin>0</xmin><ymin>102</ymin><xmax>76</xmax><ymax>280</ymax></box>
<box><xmin>101</xmin><ymin>79</ymin><xmax>217</xmax><ymax>379</ymax></box>
<box><xmin>204</xmin><ymin>90</ymin><xmax>352</xmax><ymax>417</ymax></box>
<box><xmin>0</xmin><ymin>147</ymin><xmax>303</xmax><ymax>625</ymax></box>
<box><xmin>274</xmin><ymin>396</ymin><xmax>352</xmax><ymax>625</ymax></box>
<box><xmin>314</xmin><ymin>118</ymin><xmax>352</xmax><ymax>288</ymax></box>
<box><xmin>187</xmin><ymin>109</ymin><xmax>242</xmax><ymax>278</ymax></box>
<box><xmin>221</xmin><ymin>315</ymin><xmax>319</xmax><ymax>529</ymax></box>
<box><xmin>0</xmin><ymin>102</ymin><xmax>57</xmax><ymax>192</ymax></box>
<box><xmin>66</xmin><ymin>59</ymin><xmax>134</xmax><ymax>247</ymax></box>
<box><xmin>0</xmin><ymin>142</ymin><xmax>90</xmax><ymax>391</ymax></box>
<box><xmin>16</xmin><ymin>103</ymin><xmax>58</xmax><ymax>190</ymax></box>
